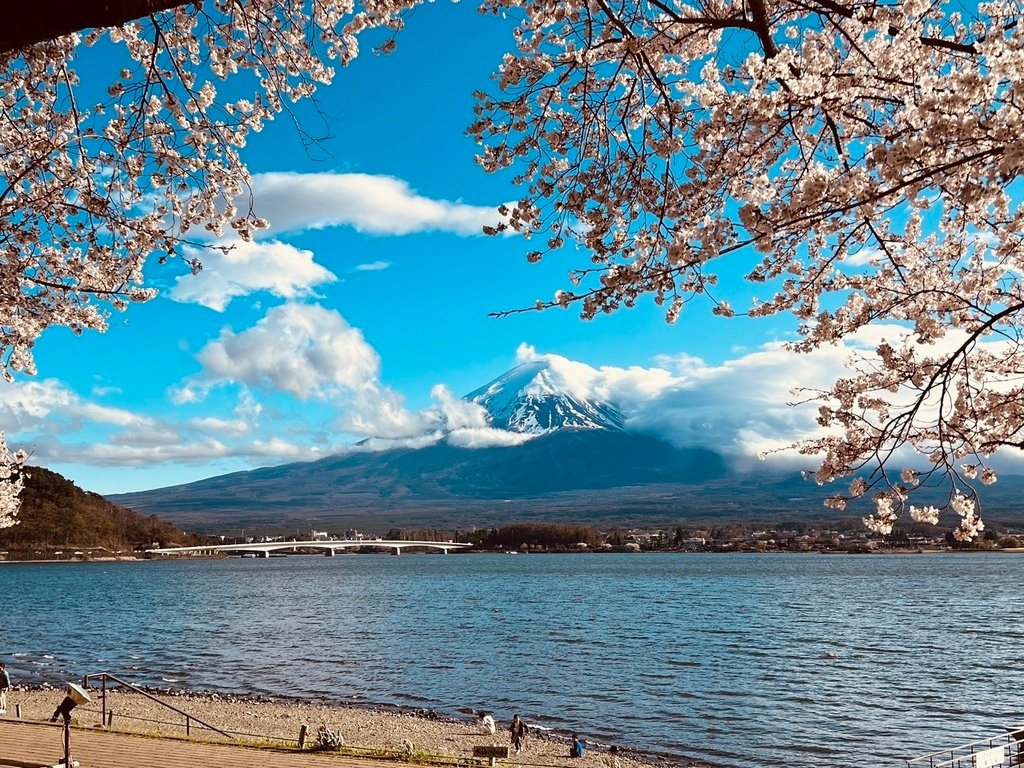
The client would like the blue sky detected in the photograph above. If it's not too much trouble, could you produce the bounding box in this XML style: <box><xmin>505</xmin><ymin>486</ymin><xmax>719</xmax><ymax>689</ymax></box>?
<box><xmin>3</xmin><ymin>4</ymin><xmax>858</xmax><ymax>494</ymax></box>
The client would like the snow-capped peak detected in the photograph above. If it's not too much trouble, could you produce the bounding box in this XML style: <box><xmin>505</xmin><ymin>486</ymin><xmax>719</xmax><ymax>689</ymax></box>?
<box><xmin>465</xmin><ymin>359</ymin><xmax>625</xmax><ymax>434</ymax></box>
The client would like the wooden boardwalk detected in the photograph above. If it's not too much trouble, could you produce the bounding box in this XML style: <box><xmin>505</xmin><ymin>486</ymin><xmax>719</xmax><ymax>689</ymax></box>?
<box><xmin>0</xmin><ymin>720</ymin><xmax>414</xmax><ymax>768</ymax></box>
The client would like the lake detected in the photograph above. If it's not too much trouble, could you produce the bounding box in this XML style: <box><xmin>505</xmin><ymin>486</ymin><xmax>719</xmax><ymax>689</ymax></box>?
<box><xmin>2</xmin><ymin>552</ymin><xmax>1021</xmax><ymax>768</ymax></box>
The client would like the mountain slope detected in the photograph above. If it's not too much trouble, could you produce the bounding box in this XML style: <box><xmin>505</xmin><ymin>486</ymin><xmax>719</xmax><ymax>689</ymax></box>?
<box><xmin>109</xmin><ymin>430</ymin><xmax>729</xmax><ymax>530</ymax></box>
<box><xmin>1</xmin><ymin>466</ymin><xmax>199</xmax><ymax>551</ymax></box>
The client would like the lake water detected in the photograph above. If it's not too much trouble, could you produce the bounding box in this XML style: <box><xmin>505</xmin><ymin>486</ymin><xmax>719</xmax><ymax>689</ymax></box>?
<box><xmin>2</xmin><ymin>552</ymin><xmax>1022</xmax><ymax>768</ymax></box>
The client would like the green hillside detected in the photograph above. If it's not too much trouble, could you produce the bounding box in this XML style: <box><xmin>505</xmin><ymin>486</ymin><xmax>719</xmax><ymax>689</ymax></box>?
<box><xmin>0</xmin><ymin>466</ymin><xmax>202</xmax><ymax>555</ymax></box>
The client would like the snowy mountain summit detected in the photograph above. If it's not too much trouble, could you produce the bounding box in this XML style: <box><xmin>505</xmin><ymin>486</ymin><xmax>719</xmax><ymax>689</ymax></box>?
<box><xmin>466</xmin><ymin>358</ymin><xmax>626</xmax><ymax>434</ymax></box>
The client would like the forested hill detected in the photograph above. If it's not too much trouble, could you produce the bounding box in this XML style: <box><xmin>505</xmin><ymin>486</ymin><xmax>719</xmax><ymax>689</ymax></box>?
<box><xmin>0</xmin><ymin>466</ymin><xmax>201</xmax><ymax>554</ymax></box>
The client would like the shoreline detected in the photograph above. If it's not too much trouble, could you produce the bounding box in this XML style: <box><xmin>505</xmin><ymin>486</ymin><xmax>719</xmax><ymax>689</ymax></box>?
<box><xmin>4</xmin><ymin>547</ymin><xmax>1024</xmax><ymax>567</ymax></box>
<box><xmin>6</xmin><ymin>685</ymin><xmax>710</xmax><ymax>768</ymax></box>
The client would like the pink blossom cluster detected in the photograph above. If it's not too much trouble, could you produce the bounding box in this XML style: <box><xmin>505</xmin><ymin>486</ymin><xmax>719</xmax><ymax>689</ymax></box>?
<box><xmin>470</xmin><ymin>0</ymin><xmax>1024</xmax><ymax>536</ymax></box>
<box><xmin>0</xmin><ymin>436</ymin><xmax>26</xmax><ymax>528</ymax></box>
<box><xmin>0</xmin><ymin>0</ymin><xmax>418</xmax><ymax>514</ymax></box>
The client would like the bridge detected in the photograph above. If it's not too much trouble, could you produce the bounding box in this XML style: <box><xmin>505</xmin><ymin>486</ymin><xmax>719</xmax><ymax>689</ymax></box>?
<box><xmin>146</xmin><ymin>539</ymin><xmax>473</xmax><ymax>558</ymax></box>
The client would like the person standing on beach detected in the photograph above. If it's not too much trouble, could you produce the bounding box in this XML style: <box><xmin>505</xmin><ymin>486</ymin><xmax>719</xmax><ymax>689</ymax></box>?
<box><xmin>509</xmin><ymin>714</ymin><xmax>528</xmax><ymax>754</ymax></box>
<box><xmin>570</xmin><ymin>734</ymin><xmax>585</xmax><ymax>758</ymax></box>
<box><xmin>0</xmin><ymin>662</ymin><xmax>9</xmax><ymax>714</ymax></box>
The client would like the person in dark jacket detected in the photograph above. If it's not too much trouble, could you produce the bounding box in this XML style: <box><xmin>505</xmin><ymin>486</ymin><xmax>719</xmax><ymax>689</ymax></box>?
<box><xmin>509</xmin><ymin>714</ymin><xmax>528</xmax><ymax>754</ymax></box>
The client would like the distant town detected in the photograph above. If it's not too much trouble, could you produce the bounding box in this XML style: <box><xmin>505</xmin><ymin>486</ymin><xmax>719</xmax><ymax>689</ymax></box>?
<box><xmin>6</xmin><ymin>519</ymin><xmax>1024</xmax><ymax>562</ymax></box>
<box><xmin>192</xmin><ymin>521</ymin><xmax>1024</xmax><ymax>555</ymax></box>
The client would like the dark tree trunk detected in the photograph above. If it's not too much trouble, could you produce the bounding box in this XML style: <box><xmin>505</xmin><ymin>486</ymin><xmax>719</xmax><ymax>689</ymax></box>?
<box><xmin>0</xmin><ymin>0</ymin><xmax>191</xmax><ymax>56</ymax></box>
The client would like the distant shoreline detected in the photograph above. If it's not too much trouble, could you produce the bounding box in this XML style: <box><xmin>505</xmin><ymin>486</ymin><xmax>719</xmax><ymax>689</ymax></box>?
<box><xmin>5</xmin><ymin>547</ymin><xmax>1024</xmax><ymax>565</ymax></box>
<box><xmin>0</xmin><ymin>556</ymin><xmax>143</xmax><ymax>565</ymax></box>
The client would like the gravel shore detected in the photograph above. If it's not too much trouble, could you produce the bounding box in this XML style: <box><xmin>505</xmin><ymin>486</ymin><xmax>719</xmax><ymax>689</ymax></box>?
<box><xmin>6</xmin><ymin>686</ymin><xmax>689</xmax><ymax>768</ymax></box>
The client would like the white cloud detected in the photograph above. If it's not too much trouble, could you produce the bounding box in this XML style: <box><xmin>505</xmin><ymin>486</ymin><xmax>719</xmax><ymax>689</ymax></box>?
<box><xmin>335</xmin><ymin>384</ymin><xmax>429</xmax><ymax>438</ymax></box>
<box><xmin>37</xmin><ymin>431</ymin><xmax>338</xmax><ymax>469</ymax></box>
<box><xmin>0</xmin><ymin>380</ymin><xmax>75</xmax><ymax>428</ymax></box>
<box><xmin>250</xmin><ymin>172</ymin><xmax>502</xmax><ymax>237</ymax></box>
<box><xmin>181</xmin><ymin>303</ymin><xmax>384</xmax><ymax>401</ymax></box>
<box><xmin>447</xmin><ymin>428</ymin><xmax>535</xmax><ymax>449</ymax></box>
<box><xmin>187</xmin><ymin>416</ymin><xmax>255</xmax><ymax>437</ymax></box>
<box><xmin>509</xmin><ymin>340</ymin><xmax>861</xmax><ymax>464</ymax></box>
<box><xmin>0</xmin><ymin>380</ymin><xmax>153</xmax><ymax>432</ymax></box>
<box><xmin>620</xmin><ymin>343</ymin><xmax>841</xmax><ymax>461</ymax></box>
<box><xmin>48</xmin><ymin>438</ymin><xmax>240</xmax><ymax>466</ymax></box>
<box><xmin>174</xmin><ymin>302</ymin><xmax>430</xmax><ymax>441</ymax></box>
<box><xmin>840</xmin><ymin>246</ymin><xmax>884</xmax><ymax>268</ymax></box>
<box><xmin>162</xmin><ymin>172</ymin><xmax>505</xmax><ymax>310</ymax></box>
<box><xmin>170</xmin><ymin>239</ymin><xmax>337</xmax><ymax>311</ymax></box>
<box><xmin>428</xmin><ymin>384</ymin><xmax>535</xmax><ymax>448</ymax></box>
<box><xmin>354</xmin><ymin>434</ymin><xmax>444</xmax><ymax>452</ymax></box>
<box><xmin>431</xmin><ymin>384</ymin><xmax>491</xmax><ymax>431</ymax></box>
<box><xmin>186</xmin><ymin>391</ymin><xmax>263</xmax><ymax>438</ymax></box>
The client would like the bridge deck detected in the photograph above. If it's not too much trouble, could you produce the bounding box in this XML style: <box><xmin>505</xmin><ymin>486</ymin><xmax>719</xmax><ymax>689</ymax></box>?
<box><xmin>147</xmin><ymin>539</ymin><xmax>473</xmax><ymax>556</ymax></box>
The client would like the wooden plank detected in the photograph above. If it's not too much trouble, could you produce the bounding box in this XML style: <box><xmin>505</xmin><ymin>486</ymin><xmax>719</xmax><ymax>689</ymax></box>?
<box><xmin>473</xmin><ymin>745</ymin><xmax>509</xmax><ymax>759</ymax></box>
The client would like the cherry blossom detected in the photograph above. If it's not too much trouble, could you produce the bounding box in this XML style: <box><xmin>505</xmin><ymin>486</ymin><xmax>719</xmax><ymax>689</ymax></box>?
<box><xmin>0</xmin><ymin>0</ymin><xmax>421</xmax><ymax>522</ymax></box>
<box><xmin>0</xmin><ymin>436</ymin><xmax>26</xmax><ymax>528</ymax></box>
<box><xmin>471</xmin><ymin>0</ymin><xmax>1024</xmax><ymax>536</ymax></box>
<box><xmin>6</xmin><ymin>0</ymin><xmax>1024</xmax><ymax>537</ymax></box>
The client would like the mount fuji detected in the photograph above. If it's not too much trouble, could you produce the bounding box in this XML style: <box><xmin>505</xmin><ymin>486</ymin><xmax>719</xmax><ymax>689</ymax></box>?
<box><xmin>466</xmin><ymin>360</ymin><xmax>626</xmax><ymax>434</ymax></box>
<box><xmin>108</xmin><ymin>358</ymin><xmax>819</xmax><ymax>532</ymax></box>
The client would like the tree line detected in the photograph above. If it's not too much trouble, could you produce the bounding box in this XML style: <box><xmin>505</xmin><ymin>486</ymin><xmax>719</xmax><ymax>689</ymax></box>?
<box><xmin>0</xmin><ymin>466</ymin><xmax>204</xmax><ymax>554</ymax></box>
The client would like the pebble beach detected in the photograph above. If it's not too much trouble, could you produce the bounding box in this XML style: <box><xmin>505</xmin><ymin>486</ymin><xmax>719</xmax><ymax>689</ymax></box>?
<box><xmin>5</xmin><ymin>687</ymin><xmax>685</xmax><ymax>768</ymax></box>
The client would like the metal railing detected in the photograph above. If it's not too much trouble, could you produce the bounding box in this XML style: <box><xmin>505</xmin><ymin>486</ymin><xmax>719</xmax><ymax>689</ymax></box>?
<box><xmin>81</xmin><ymin>672</ymin><xmax>233</xmax><ymax>739</ymax></box>
<box><xmin>907</xmin><ymin>728</ymin><xmax>1024</xmax><ymax>768</ymax></box>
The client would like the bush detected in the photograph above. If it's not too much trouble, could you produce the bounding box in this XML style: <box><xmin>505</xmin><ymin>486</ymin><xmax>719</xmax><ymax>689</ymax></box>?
<box><xmin>314</xmin><ymin>725</ymin><xmax>344</xmax><ymax>751</ymax></box>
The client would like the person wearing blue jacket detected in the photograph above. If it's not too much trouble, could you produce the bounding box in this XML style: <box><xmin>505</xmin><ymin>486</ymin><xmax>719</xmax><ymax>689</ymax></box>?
<box><xmin>570</xmin><ymin>734</ymin><xmax>585</xmax><ymax>758</ymax></box>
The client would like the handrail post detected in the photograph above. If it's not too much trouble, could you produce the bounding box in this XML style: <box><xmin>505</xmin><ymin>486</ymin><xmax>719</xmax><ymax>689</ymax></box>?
<box><xmin>186</xmin><ymin>715</ymin><xmax>191</xmax><ymax>736</ymax></box>
<box><xmin>101</xmin><ymin>675</ymin><xmax>107</xmax><ymax>727</ymax></box>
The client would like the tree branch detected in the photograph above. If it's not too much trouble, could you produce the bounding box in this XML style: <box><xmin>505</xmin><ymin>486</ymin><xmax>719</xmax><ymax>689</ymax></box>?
<box><xmin>746</xmin><ymin>0</ymin><xmax>778</xmax><ymax>58</ymax></box>
<box><xmin>919</xmin><ymin>35</ymin><xmax>977</xmax><ymax>54</ymax></box>
<box><xmin>0</xmin><ymin>0</ymin><xmax>191</xmax><ymax>56</ymax></box>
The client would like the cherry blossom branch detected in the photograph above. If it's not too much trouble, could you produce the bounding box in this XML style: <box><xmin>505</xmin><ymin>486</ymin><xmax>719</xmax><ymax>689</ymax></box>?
<box><xmin>0</xmin><ymin>0</ymin><xmax>188</xmax><ymax>55</ymax></box>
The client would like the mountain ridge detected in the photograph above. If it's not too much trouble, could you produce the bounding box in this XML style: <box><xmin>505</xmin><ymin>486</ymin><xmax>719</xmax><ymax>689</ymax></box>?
<box><xmin>109</xmin><ymin>430</ymin><xmax>734</xmax><ymax>531</ymax></box>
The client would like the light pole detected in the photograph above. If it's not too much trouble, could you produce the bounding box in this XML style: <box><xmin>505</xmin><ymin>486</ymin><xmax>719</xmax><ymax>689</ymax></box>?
<box><xmin>50</xmin><ymin>683</ymin><xmax>91</xmax><ymax>767</ymax></box>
